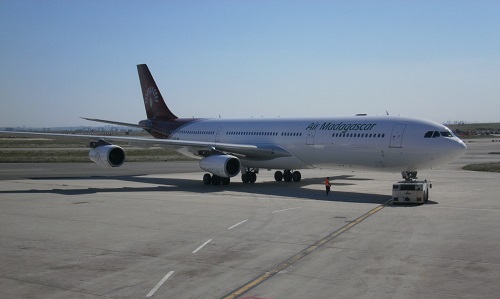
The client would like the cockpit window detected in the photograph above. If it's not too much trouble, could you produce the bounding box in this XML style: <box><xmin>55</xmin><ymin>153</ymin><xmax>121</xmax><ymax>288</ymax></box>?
<box><xmin>425</xmin><ymin>130</ymin><xmax>456</xmax><ymax>138</ymax></box>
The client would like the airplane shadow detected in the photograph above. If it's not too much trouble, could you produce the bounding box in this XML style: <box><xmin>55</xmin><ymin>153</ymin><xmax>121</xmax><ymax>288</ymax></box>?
<box><xmin>0</xmin><ymin>173</ymin><xmax>391</xmax><ymax>205</ymax></box>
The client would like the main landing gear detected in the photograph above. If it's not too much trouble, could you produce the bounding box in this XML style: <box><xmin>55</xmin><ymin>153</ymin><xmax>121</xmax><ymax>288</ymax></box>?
<box><xmin>240</xmin><ymin>168</ymin><xmax>302</xmax><ymax>183</ymax></box>
<box><xmin>203</xmin><ymin>169</ymin><xmax>303</xmax><ymax>185</ymax></box>
<box><xmin>241</xmin><ymin>168</ymin><xmax>258</xmax><ymax>183</ymax></box>
<box><xmin>274</xmin><ymin>170</ymin><xmax>301</xmax><ymax>182</ymax></box>
<box><xmin>202</xmin><ymin>173</ymin><xmax>230</xmax><ymax>185</ymax></box>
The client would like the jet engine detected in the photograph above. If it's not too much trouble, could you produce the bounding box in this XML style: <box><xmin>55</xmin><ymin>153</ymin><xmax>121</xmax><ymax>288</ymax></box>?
<box><xmin>199</xmin><ymin>155</ymin><xmax>240</xmax><ymax>178</ymax></box>
<box><xmin>89</xmin><ymin>145</ymin><xmax>126</xmax><ymax>167</ymax></box>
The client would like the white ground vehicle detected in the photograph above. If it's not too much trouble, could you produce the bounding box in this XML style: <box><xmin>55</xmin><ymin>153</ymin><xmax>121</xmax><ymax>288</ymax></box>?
<box><xmin>392</xmin><ymin>180</ymin><xmax>431</xmax><ymax>204</ymax></box>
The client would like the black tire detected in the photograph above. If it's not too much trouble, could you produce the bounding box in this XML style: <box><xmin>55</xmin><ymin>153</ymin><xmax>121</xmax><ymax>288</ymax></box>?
<box><xmin>241</xmin><ymin>173</ymin><xmax>250</xmax><ymax>183</ymax></box>
<box><xmin>212</xmin><ymin>175</ymin><xmax>222</xmax><ymax>185</ymax></box>
<box><xmin>221</xmin><ymin>177</ymin><xmax>230</xmax><ymax>185</ymax></box>
<box><xmin>292</xmin><ymin>171</ymin><xmax>301</xmax><ymax>182</ymax></box>
<box><xmin>284</xmin><ymin>170</ymin><xmax>292</xmax><ymax>182</ymax></box>
<box><xmin>274</xmin><ymin>171</ymin><xmax>283</xmax><ymax>182</ymax></box>
<box><xmin>249</xmin><ymin>172</ymin><xmax>257</xmax><ymax>183</ymax></box>
<box><xmin>203</xmin><ymin>173</ymin><xmax>212</xmax><ymax>185</ymax></box>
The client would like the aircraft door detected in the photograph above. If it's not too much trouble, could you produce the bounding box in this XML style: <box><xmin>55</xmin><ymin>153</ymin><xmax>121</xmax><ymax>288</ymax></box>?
<box><xmin>215</xmin><ymin>127</ymin><xmax>222</xmax><ymax>142</ymax></box>
<box><xmin>306</xmin><ymin>129</ymin><xmax>316</xmax><ymax>145</ymax></box>
<box><xmin>390</xmin><ymin>124</ymin><xmax>406</xmax><ymax>148</ymax></box>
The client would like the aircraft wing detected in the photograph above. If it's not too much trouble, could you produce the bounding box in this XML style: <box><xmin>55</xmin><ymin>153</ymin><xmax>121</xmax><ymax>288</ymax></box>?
<box><xmin>0</xmin><ymin>131</ymin><xmax>291</xmax><ymax>160</ymax></box>
<box><xmin>80</xmin><ymin>117</ymin><xmax>147</xmax><ymax>129</ymax></box>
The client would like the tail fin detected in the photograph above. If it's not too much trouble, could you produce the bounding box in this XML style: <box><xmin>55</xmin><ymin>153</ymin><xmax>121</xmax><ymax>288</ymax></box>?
<box><xmin>137</xmin><ymin>64</ymin><xmax>178</xmax><ymax>120</ymax></box>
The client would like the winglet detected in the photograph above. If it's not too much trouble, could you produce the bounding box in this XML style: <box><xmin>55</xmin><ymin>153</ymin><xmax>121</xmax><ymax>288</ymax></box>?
<box><xmin>137</xmin><ymin>64</ymin><xmax>178</xmax><ymax>120</ymax></box>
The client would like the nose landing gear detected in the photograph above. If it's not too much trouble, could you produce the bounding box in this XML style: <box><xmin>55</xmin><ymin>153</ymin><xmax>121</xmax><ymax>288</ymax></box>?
<box><xmin>402</xmin><ymin>171</ymin><xmax>418</xmax><ymax>181</ymax></box>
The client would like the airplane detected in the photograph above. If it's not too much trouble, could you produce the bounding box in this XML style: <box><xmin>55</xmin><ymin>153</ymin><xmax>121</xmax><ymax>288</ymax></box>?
<box><xmin>1</xmin><ymin>64</ymin><xmax>467</xmax><ymax>186</ymax></box>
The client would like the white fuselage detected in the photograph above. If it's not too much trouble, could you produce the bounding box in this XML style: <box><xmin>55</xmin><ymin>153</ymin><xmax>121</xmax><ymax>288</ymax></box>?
<box><xmin>170</xmin><ymin>115</ymin><xmax>467</xmax><ymax>172</ymax></box>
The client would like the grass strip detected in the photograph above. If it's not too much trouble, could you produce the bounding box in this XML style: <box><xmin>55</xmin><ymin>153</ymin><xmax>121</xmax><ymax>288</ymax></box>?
<box><xmin>0</xmin><ymin>139</ymin><xmax>84</xmax><ymax>148</ymax></box>
<box><xmin>463</xmin><ymin>162</ymin><xmax>500</xmax><ymax>173</ymax></box>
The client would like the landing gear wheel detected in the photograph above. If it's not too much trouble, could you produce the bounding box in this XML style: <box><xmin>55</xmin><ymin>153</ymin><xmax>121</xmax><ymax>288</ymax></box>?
<box><xmin>211</xmin><ymin>175</ymin><xmax>222</xmax><ymax>185</ymax></box>
<box><xmin>221</xmin><ymin>177</ymin><xmax>230</xmax><ymax>185</ymax></box>
<box><xmin>241</xmin><ymin>173</ymin><xmax>250</xmax><ymax>183</ymax></box>
<box><xmin>283</xmin><ymin>170</ymin><xmax>292</xmax><ymax>182</ymax></box>
<box><xmin>274</xmin><ymin>171</ymin><xmax>283</xmax><ymax>182</ymax></box>
<box><xmin>242</xmin><ymin>169</ymin><xmax>257</xmax><ymax>184</ymax></box>
<box><xmin>292</xmin><ymin>171</ymin><xmax>301</xmax><ymax>182</ymax></box>
<box><xmin>203</xmin><ymin>173</ymin><xmax>212</xmax><ymax>185</ymax></box>
<box><xmin>249</xmin><ymin>172</ymin><xmax>257</xmax><ymax>183</ymax></box>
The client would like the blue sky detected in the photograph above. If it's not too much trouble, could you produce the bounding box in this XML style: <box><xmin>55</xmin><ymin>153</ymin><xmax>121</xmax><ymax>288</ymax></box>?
<box><xmin>1</xmin><ymin>1</ymin><xmax>499</xmax><ymax>127</ymax></box>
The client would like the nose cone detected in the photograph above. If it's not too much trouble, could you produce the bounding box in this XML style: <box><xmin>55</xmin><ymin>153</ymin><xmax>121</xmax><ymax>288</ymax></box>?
<box><xmin>425</xmin><ymin>137</ymin><xmax>467</xmax><ymax>168</ymax></box>
<box><xmin>449</xmin><ymin>138</ymin><xmax>467</xmax><ymax>162</ymax></box>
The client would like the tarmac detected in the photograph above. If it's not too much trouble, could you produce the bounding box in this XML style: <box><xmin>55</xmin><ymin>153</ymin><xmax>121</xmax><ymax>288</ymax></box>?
<box><xmin>0</xmin><ymin>139</ymin><xmax>499</xmax><ymax>299</ymax></box>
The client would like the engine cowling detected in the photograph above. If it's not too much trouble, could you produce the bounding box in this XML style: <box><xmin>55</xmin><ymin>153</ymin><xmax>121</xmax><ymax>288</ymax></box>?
<box><xmin>199</xmin><ymin>155</ymin><xmax>240</xmax><ymax>178</ymax></box>
<box><xmin>89</xmin><ymin>145</ymin><xmax>126</xmax><ymax>167</ymax></box>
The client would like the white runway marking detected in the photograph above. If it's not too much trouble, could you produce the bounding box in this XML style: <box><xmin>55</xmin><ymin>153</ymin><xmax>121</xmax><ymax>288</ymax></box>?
<box><xmin>272</xmin><ymin>207</ymin><xmax>301</xmax><ymax>214</ymax></box>
<box><xmin>146</xmin><ymin>270</ymin><xmax>174</xmax><ymax>297</ymax></box>
<box><xmin>192</xmin><ymin>239</ymin><xmax>212</xmax><ymax>253</ymax></box>
<box><xmin>228</xmin><ymin>219</ymin><xmax>248</xmax><ymax>230</ymax></box>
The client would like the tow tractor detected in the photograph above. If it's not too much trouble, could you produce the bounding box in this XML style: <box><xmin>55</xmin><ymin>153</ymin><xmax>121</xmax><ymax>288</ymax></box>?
<box><xmin>392</xmin><ymin>171</ymin><xmax>431</xmax><ymax>204</ymax></box>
